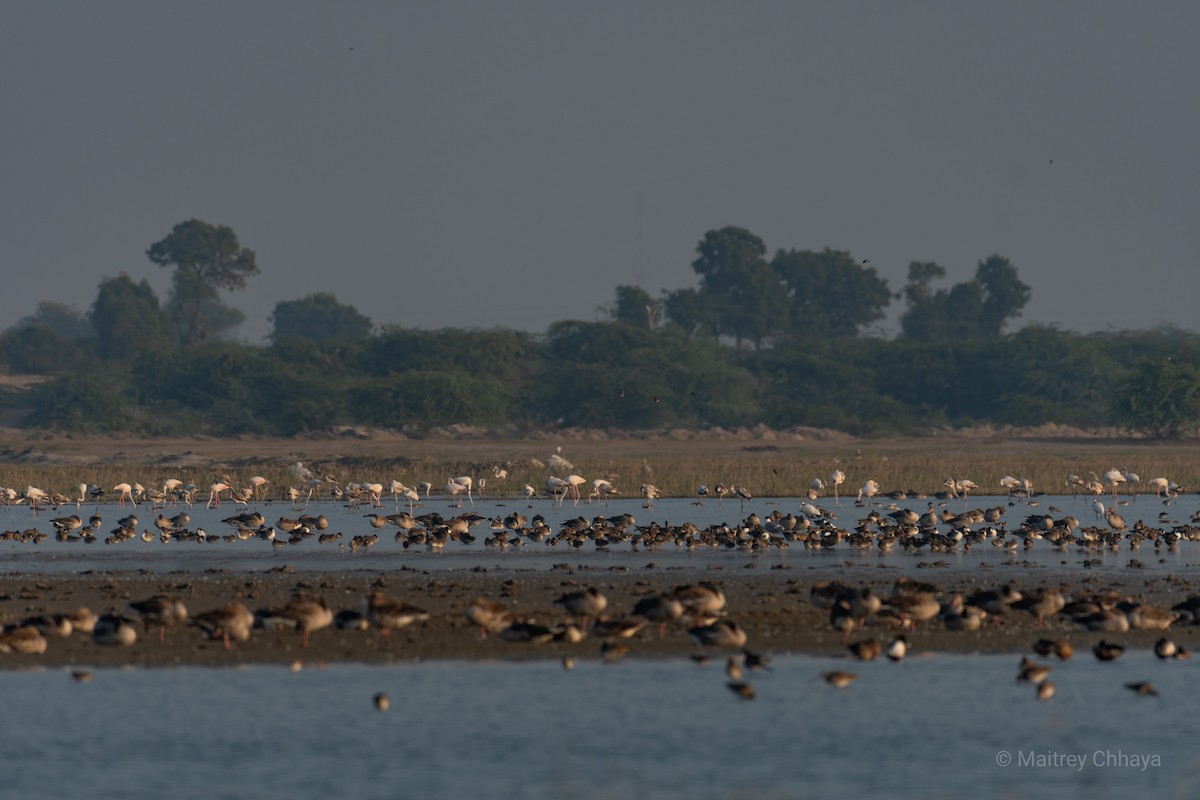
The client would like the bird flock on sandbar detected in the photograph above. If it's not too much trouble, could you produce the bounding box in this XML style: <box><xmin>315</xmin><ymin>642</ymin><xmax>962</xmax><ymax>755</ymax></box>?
<box><xmin>0</xmin><ymin>459</ymin><xmax>1196</xmax><ymax>560</ymax></box>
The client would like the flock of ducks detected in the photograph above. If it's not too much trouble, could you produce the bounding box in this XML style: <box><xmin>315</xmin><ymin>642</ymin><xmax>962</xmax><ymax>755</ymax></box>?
<box><xmin>0</xmin><ymin>586</ymin><xmax>435</xmax><ymax>657</ymax></box>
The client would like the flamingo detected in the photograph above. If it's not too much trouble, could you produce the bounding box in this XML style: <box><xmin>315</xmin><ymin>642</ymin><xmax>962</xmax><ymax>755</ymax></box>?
<box><xmin>546</xmin><ymin>477</ymin><xmax>568</xmax><ymax>506</ymax></box>
<box><xmin>714</xmin><ymin>483</ymin><xmax>729</xmax><ymax>504</ymax></box>
<box><xmin>1122</xmin><ymin>468</ymin><xmax>1141</xmax><ymax>501</ymax></box>
<box><xmin>564</xmin><ymin>475</ymin><xmax>587</xmax><ymax>506</ymax></box>
<box><xmin>523</xmin><ymin>484</ymin><xmax>537</xmax><ymax>507</ymax></box>
<box><xmin>1065</xmin><ymin>474</ymin><xmax>1085</xmax><ymax>497</ymax></box>
<box><xmin>640</xmin><ymin>483</ymin><xmax>660</xmax><ymax>509</ymax></box>
<box><xmin>733</xmin><ymin>485</ymin><xmax>752</xmax><ymax>510</ymax></box>
<box><xmin>1102</xmin><ymin>469</ymin><xmax>1126</xmax><ymax>503</ymax></box>
<box><xmin>451</xmin><ymin>476</ymin><xmax>474</xmax><ymax>506</ymax></box>
<box><xmin>207</xmin><ymin>482</ymin><xmax>232</xmax><ymax>509</ymax></box>
<box><xmin>830</xmin><ymin>470</ymin><xmax>846</xmax><ymax>504</ymax></box>
<box><xmin>249</xmin><ymin>476</ymin><xmax>270</xmax><ymax>502</ymax></box>
<box><xmin>857</xmin><ymin>480</ymin><xmax>880</xmax><ymax>503</ymax></box>
<box><xmin>445</xmin><ymin>479</ymin><xmax>468</xmax><ymax>508</ymax></box>
<box><xmin>113</xmin><ymin>483</ymin><xmax>137</xmax><ymax>508</ymax></box>
<box><xmin>590</xmin><ymin>479</ymin><xmax>619</xmax><ymax>507</ymax></box>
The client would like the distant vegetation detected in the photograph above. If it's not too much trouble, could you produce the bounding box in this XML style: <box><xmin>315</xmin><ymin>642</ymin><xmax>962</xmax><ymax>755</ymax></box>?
<box><xmin>3</xmin><ymin>221</ymin><xmax>1200</xmax><ymax>439</ymax></box>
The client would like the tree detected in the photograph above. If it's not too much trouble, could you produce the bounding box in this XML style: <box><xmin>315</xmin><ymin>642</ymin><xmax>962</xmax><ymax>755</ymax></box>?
<box><xmin>975</xmin><ymin>254</ymin><xmax>1032</xmax><ymax>338</ymax></box>
<box><xmin>900</xmin><ymin>255</ymin><xmax>1030</xmax><ymax>342</ymax></box>
<box><xmin>271</xmin><ymin>292</ymin><xmax>373</xmax><ymax>342</ymax></box>
<box><xmin>146</xmin><ymin>219</ymin><xmax>259</xmax><ymax>344</ymax></box>
<box><xmin>89</xmin><ymin>274</ymin><xmax>172</xmax><ymax>360</ymax></box>
<box><xmin>1112</xmin><ymin>357</ymin><xmax>1200</xmax><ymax>439</ymax></box>
<box><xmin>689</xmin><ymin>227</ymin><xmax>776</xmax><ymax>347</ymax></box>
<box><xmin>610</xmin><ymin>286</ymin><xmax>660</xmax><ymax>331</ymax></box>
<box><xmin>769</xmin><ymin>248</ymin><xmax>892</xmax><ymax>337</ymax></box>
<box><xmin>13</xmin><ymin>302</ymin><xmax>93</xmax><ymax>341</ymax></box>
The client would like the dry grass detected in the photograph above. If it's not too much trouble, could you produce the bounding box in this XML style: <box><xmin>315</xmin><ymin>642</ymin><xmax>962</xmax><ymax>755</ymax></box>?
<box><xmin>0</xmin><ymin>431</ymin><xmax>1195</xmax><ymax>501</ymax></box>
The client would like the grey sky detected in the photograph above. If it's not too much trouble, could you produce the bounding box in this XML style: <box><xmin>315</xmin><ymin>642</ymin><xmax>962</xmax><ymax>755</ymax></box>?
<box><xmin>3</xmin><ymin>2</ymin><xmax>1197</xmax><ymax>343</ymax></box>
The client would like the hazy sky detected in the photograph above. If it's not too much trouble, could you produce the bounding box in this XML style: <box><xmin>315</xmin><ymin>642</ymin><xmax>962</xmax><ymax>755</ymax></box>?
<box><xmin>3</xmin><ymin>2</ymin><xmax>1197</xmax><ymax>343</ymax></box>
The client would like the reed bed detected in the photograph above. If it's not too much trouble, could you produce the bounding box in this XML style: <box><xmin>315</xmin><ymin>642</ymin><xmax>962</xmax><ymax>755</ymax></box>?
<box><xmin>0</xmin><ymin>434</ymin><xmax>1196</xmax><ymax>503</ymax></box>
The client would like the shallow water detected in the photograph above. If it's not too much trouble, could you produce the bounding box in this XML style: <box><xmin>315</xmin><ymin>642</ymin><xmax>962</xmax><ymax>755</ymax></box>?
<box><xmin>4</xmin><ymin>652</ymin><xmax>1198</xmax><ymax>799</ymax></box>
<box><xmin>0</xmin><ymin>493</ymin><xmax>1194</xmax><ymax>576</ymax></box>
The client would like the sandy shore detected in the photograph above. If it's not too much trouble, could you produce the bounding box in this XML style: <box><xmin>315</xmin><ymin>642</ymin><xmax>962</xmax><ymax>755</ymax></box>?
<box><xmin>0</xmin><ymin>564</ymin><xmax>1194</xmax><ymax>669</ymax></box>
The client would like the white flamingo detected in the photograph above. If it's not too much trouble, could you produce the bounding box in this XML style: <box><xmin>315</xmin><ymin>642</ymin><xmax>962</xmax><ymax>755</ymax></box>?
<box><xmin>830</xmin><ymin>470</ymin><xmax>846</xmax><ymax>504</ymax></box>
<box><xmin>113</xmin><ymin>483</ymin><xmax>137</xmax><ymax>508</ymax></box>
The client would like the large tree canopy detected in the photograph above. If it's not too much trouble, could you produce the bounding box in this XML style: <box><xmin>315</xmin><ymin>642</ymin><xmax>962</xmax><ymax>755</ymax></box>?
<box><xmin>146</xmin><ymin>219</ymin><xmax>259</xmax><ymax>344</ymax></box>
<box><xmin>271</xmin><ymin>292</ymin><xmax>374</xmax><ymax>342</ymax></box>
<box><xmin>770</xmin><ymin>247</ymin><xmax>892</xmax><ymax>337</ymax></box>
<box><xmin>900</xmin><ymin>255</ymin><xmax>1030</xmax><ymax>341</ymax></box>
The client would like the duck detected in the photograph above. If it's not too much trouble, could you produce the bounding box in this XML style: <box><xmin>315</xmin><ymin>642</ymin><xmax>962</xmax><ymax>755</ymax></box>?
<box><xmin>553</xmin><ymin>588</ymin><xmax>608</xmax><ymax>627</ymax></box>
<box><xmin>498</xmin><ymin>621</ymin><xmax>556</xmax><ymax>644</ymax></box>
<box><xmin>1125</xmin><ymin>682</ymin><xmax>1158</xmax><ymax>697</ymax></box>
<box><xmin>1154</xmin><ymin>638</ymin><xmax>1180</xmax><ymax>659</ymax></box>
<box><xmin>0</xmin><ymin>625</ymin><xmax>48</xmax><ymax>654</ymax></box>
<box><xmin>465</xmin><ymin>597</ymin><xmax>512</xmax><ymax>639</ymax></box>
<box><xmin>1093</xmin><ymin>640</ymin><xmax>1125</xmax><ymax>661</ymax></box>
<box><xmin>366</xmin><ymin>591</ymin><xmax>430</xmax><ymax>637</ymax></box>
<box><xmin>61</xmin><ymin>607</ymin><xmax>98</xmax><ymax>635</ymax></box>
<box><xmin>1016</xmin><ymin>656</ymin><xmax>1052</xmax><ymax>684</ymax></box>
<box><xmin>885</xmin><ymin>635</ymin><xmax>908</xmax><ymax>662</ymax></box>
<box><xmin>278</xmin><ymin>593</ymin><xmax>333</xmax><ymax>647</ymax></box>
<box><xmin>92</xmin><ymin>614</ymin><xmax>138</xmax><ymax>647</ymax></box>
<box><xmin>670</xmin><ymin>583</ymin><xmax>727</xmax><ymax>616</ymax></box>
<box><xmin>1037</xmin><ymin>682</ymin><xmax>1056</xmax><ymax>701</ymax></box>
<box><xmin>1012</xmin><ymin>587</ymin><xmax>1066</xmax><ymax>629</ymax></box>
<box><xmin>128</xmin><ymin>595</ymin><xmax>188</xmax><ymax>643</ymax></box>
<box><xmin>1032</xmin><ymin>639</ymin><xmax>1073</xmax><ymax>660</ymax></box>
<box><xmin>829</xmin><ymin>601</ymin><xmax>856</xmax><ymax>643</ymax></box>
<box><xmin>687</xmin><ymin>620</ymin><xmax>747</xmax><ymax>648</ymax></box>
<box><xmin>192</xmin><ymin>602</ymin><xmax>254</xmax><ymax>649</ymax></box>
<box><xmin>848</xmin><ymin>638</ymin><xmax>881</xmax><ymax>662</ymax></box>
<box><xmin>591</xmin><ymin>617</ymin><xmax>646</xmax><ymax>640</ymax></box>
<box><xmin>632</xmin><ymin>593</ymin><xmax>684</xmax><ymax>639</ymax></box>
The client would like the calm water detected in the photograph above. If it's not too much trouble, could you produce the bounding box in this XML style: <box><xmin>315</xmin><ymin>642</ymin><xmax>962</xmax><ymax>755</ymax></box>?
<box><xmin>3</xmin><ymin>652</ymin><xmax>1198</xmax><ymax>799</ymax></box>
<box><xmin>0</xmin><ymin>493</ymin><xmax>1195</xmax><ymax>575</ymax></box>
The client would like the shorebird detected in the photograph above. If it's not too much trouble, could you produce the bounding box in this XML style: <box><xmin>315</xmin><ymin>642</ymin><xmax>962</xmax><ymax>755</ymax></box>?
<box><xmin>1125</xmin><ymin>682</ymin><xmax>1158</xmax><ymax>697</ymax></box>
<box><xmin>1037</xmin><ymin>682</ymin><xmax>1056</xmax><ymax>701</ymax></box>
<box><xmin>821</xmin><ymin>671</ymin><xmax>857</xmax><ymax>688</ymax></box>
<box><xmin>1093</xmin><ymin>640</ymin><xmax>1125</xmax><ymax>661</ymax></box>
<box><xmin>885</xmin><ymin>635</ymin><xmax>908</xmax><ymax>662</ymax></box>
<box><xmin>727</xmin><ymin>682</ymin><xmax>756</xmax><ymax>701</ymax></box>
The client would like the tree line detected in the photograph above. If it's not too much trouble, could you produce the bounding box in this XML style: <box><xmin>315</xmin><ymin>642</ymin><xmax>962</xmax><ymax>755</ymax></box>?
<box><xmin>2</xmin><ymin>220</ymin><xmax>1198</xmax><ymax>438</ymax></box>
